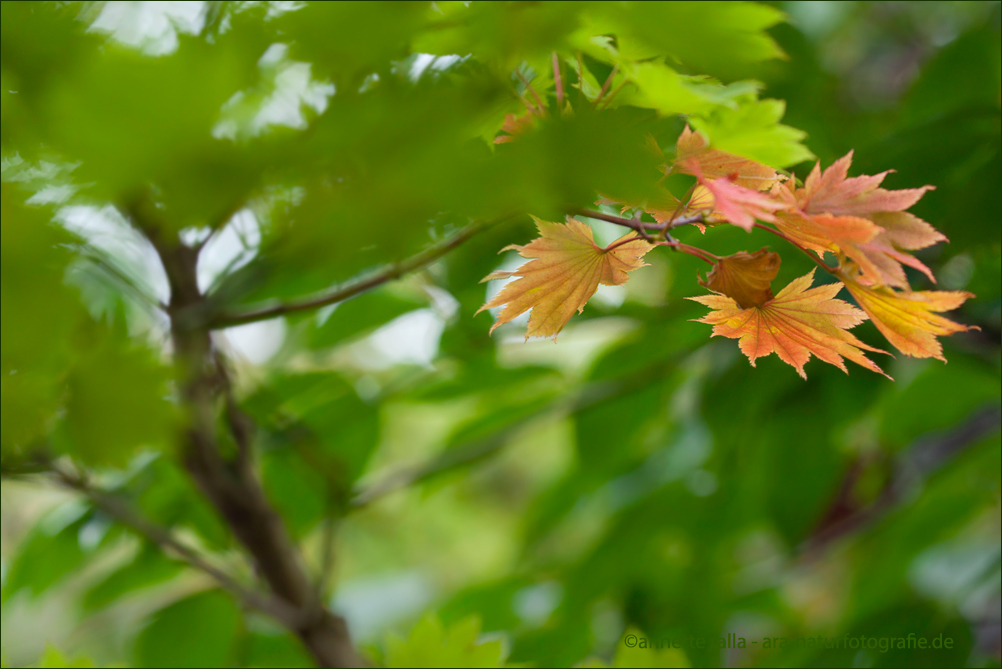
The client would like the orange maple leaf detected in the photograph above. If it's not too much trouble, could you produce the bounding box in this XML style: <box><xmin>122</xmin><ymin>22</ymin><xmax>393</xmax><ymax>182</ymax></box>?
<box><xmin>842</xmin><ymin>279</ymin><xmax>977</xmax><ymax>361</ymax></box>
<box><xmin>689</xmin><ymin>269</ymin><xmax>890</xmax><ymax>379</ymax></box>
<box><xmin>698</xmin><ymin>248</ymin><xmax>780</xmax><ymax>309</ymax></box>
<box><xmin>799</xmin><ymin>151</ymin><xmax>933</xmax><ymax>216</ymax></box>
<box><xmin>478</xmin><ymin>217</ymin><xmax>653</xmax><ymax>338</ymax></box>
<box><xmin>674</xmin><ymin>125</ymin><xmax>780</xmax><ymax>190</ymax></box>
<box><xmin>772</xmin><ymin>152</ymin><xmax>943</xmax><ymax>288</ymax></box>
<box><xmin>494</xmin><ymin>112</ymin><xmax>537</xmax><ymax>144</ymax></box>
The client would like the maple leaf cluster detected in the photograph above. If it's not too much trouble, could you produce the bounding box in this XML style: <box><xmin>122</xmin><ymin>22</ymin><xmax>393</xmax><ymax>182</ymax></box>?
<box><xmin>481</xmin><ymin>115</ymin><xmax>976</xmax><ymax>379</ymax></box>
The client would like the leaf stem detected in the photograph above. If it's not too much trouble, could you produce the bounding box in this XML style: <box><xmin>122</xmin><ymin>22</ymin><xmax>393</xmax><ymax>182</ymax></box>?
<box><xmin>552</xmin><ymin>52</ymin><xmax>563</xmax><ymax>109</ymax></box>
<box><xmin>576</xmin><ymin>52</ymin><xmax>585</xmax><ymax>106</ymax></box>
<box><xmin>598</xmin><ymin>78</ymin><xmax>629</xmax><ymax>110</ymax></box>
<box><xmin>516</xmin><ymin>70</ymin><xmax>547</xmax><ymax>116</ymax></box>
<box><xmin>593</xmin><ymin>65</ymin><xmax>618</xmax><ymax>106</ymax></box>
<box><xmin>752</xmin><ymin>223</ymin><xmax>839</xmax><ymax>274</ymax></box>
<box><xmin>657</xmin><ymin>240</ymin><xmax>717</xmax><ymax>264</ymax></box>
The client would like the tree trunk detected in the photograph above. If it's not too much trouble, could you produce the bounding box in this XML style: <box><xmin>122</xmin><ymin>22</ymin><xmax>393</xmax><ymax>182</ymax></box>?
<box><xmin>146</xmin><ymin>223</ymin><xmax>363</xmax><ymax>668</ymax></box>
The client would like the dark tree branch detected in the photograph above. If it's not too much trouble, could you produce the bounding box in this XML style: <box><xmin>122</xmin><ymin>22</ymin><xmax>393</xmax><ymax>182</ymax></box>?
<box><xmin>51</xmin><ymin>463</ymin><xmax>306</xmax><ymax>628</ymax></box>
<box><xmin>207</xmin><ymin>218</ymin><xmax>501</xmax><ymax>329</ymax></box>
<box><xmin>802</xmin><ymin>405</ymin><xmax>1001</xmax><ymax>555</ymax></box>
<box><xmin>128</xmin><ymin>197</ymin><xmax>365</xmax><ymax>668</ymax></box>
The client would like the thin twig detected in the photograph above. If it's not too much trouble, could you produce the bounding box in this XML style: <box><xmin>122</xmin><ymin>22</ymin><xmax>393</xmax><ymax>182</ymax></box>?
<box><xmin>593</xmin><ymin>65</ymin><xmax>618</xmax><ymax>106</ymax></box>
<box><xmin>576</xmin><ymin>52</ymin><xmax>585</xmax><ymax>106</ymax></box>
<box><xmin>516</xmin><ymin>70</ymin><xmax>547</xmax><ymax>116</ymax></box>
<box><xmin>317</xmin><ymin>514</ymin><xmax>338</xmax><ymax>596</ymax></box>
<box><xmin>51</xmin><ymin>463</ymin><xmax>306</xmax><ymax>629</ymax></box>
<box><xmin>518</xmin><ymin>93</ymin><xmax>544</xmax><ymax>118</ymax></box>
<box><xmin>570</xmin><ymin>207</ymin><xmax>705</xmax><ymax>234</ymax></box>
<box><xmin>209</xmin><ymin>217</ymin><xmax>508</xmax><ymax>329</ymax></box>
<box><xmin>352</xmin><ymin>373</ymin><xmax>660</xmax><ymax>508</ymax></box>
<box><xmin>598</xmin><ymin>78</ymin><xmax>629</xmax><ymax>110</ymax></box>
<box><xmin>752</xmin><ymin>223</ymin><xmax>839</xmax><ymax>273</ymax></box>
<box><xmin>666</xmin><ymin>183</ymin><xmax>698</xmax><ymax>227</ymax></box>
<box><xmin>552</xmin><ymin>52</ymin><xmax>563</xmax><ymax>109</ymax></box>
<box><xmin>352</xmin><ymin>357</ymin><xmax>685</xmax><ymax>508</ymax></box>
<box><xmin>569</xmin><ymin>207</ymin><xmax>664</xmax><ymax>232</ymax></box>
<box><xmin>657</xmin><ymin>240</ymin><xmax>717</xmax><ymax>264</ymax></box>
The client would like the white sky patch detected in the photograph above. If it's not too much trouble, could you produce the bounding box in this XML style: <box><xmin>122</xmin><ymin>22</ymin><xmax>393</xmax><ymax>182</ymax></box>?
<box><xmin>332</xmin><ymin>571</ymin><xmax>435</xmax><ymax>641</ymax></box>
<box><xmin>219</xmin><ymin>317</ymin><xmax>287</xmax><ymax>366</ymax></box>
<box><xmin>482</xmin><ymin>251</ymin><xmax>530</xmax><ymax>332</ymax></box>
<box><xmin>2</xmin><ymin>154</ymin><xmax>81</xmax><ymax>205</ymax></box>
<box><xmin>348</xmin><ymin>309</ymin><xmax>446</xmax><ymax>371</ymax></box>
<box><xmin>57</xmin><ymin>204</ymin><xmax>170</xmax><ymax>305</ymax></box>
<box><xmin>196</xmin><ymin>209</ymin><xmax>261</xmax><ymax>292</ymax></box>
<box><xmin>424</xmin><ymin>284</ymin><xmax>460</xmax><ymax>321</ymax></box>
<box><xmin>409</xmin><ymin>53</ymin><xmax>436</xmax><ymax>80</ymax></box>
<box><xmin>89</xmin><ymin>1</ymin><xmax>207</xmax><ymax>56</ymax></box>
<box><xmin>214</xmin><ymin>43</ymin><xmax>335</xmax><ymax>140</ymax></box>
<box><xmin>592</xmin><ymin>284</ymin><xmax>626</xmax><ymax>309</ymax></box>
<box><xmin>513</xmin><ymin>581</ymin><xmax>563</xmax><ymax>627</ymax></box>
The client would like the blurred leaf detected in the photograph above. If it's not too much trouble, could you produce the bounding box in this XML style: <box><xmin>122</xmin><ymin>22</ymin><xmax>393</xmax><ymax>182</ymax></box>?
<box><xmin>690</xmin><ymin>98</ymin><xmax>812</xmax><ymax>168</ymax></box>
<box><xmin>55</xmin><ymin>326</ymin><xmax>176</xmax><ymax>466</ymax></box>
<box><xmin>240</xmin><ymin>626</ymin><xmax>315</xmax><ymax>668</ymax></box>
<box><xmin>279</xmin><ymin>2</ymin><xmax>426</xmax><ymax>84</ymax></box>
<box><xmin>82</xmin><ymin>544</ymin><xmax>185</xmax><ymax>612</ymax></box>
<box><xmin>1</xmin><ymin>505</ymin><xmax>91</xmax><ymax>602</ymax></box>
<box><xmin>0</xmin><ymin>186</ymin><xmax>77</xmax><ymax>458</ymax></box>
<box><xmin>247</xmin><ymin>372</ymin><xmax>380</xmax><ymax>494</ymax></box>
<box><xmin>878</xmin><ymin>361</ymin><xmax>1001</xmax><ymax>449</ymax></box>
<box><xmin>415</xmin><ymin>1</ymin><xmax>582</xmax><ymax>71</ymax></box>
<box><xmin>35</xmin><ymin>640</ymin><xmax>95</xmax><ymax>669</ymax></box>
<box><xmin>901</xmin><ymin>27</ymin><xmax>1002</xmax><ymax>127</ymax></box>
<box><xmin>612</xmin><ymin>628</ymin><xmax>689</xmax><ymax>668</ymax></box>
<box><xmin>384</xmin><ymin>614</ymin><xmax>506</xmax><ymax>668</ymax></box>
<box><xmin>134</xmin><ymin>590</ymin><xmax>242</xmax><ymax>668</ymax></box>
<box><xmin>308</xmin><ymin>289</ymin><xmax>427</xmax><ymax>350</ymax></box>
<box><xmin>37</xmin><ymin>644</ymin><xmax>96</xmax><ymax>669</ymax></box>
<box><xmin>577</xmin><ymin>2</ymin><xmax>785</xmax><ymax>79</ymax></box>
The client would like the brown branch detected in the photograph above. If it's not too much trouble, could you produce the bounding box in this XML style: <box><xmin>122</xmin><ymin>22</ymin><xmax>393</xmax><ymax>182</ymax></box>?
<box><xmin>801</xmin><ymin>405</ymin><xmax>1001</xmax><ymax>556</ymax></box>
<box><xmin>130</xmin><ymin>197</ymin><xmax>365</xmax><ymax>668</ymax></box>
<box><xmin>568</xmin><ymin>207</ymin><xmax>704</xmax><ymax>233</ymax></box>
<box><xmin>209</xmin><ymin>218</ymin><xmax>500</xmax><ymax>329</ymax></box>
<box><xmin>51</xmin><ymin>463</ymin><xmax>306</xmax><ymax>629</ymax></box>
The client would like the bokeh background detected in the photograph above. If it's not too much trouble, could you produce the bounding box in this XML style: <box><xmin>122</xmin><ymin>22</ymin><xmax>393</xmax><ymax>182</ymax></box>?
<box><xmin>2</xmin><ymin>2</ymin><xmax>1000</xmax><ymax>667</ymax></box>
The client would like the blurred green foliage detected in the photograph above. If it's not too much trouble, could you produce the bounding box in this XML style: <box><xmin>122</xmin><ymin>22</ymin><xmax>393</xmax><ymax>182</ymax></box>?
<box><xmin>1</xmin><ymin>2</ymin><xmax>999</xmax><ymax>668</ymax></box>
